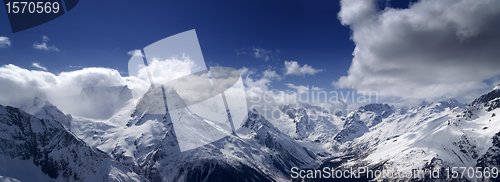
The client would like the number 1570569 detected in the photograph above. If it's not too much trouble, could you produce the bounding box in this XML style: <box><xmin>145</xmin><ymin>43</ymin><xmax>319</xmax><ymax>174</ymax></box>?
<box><xmin>6</xmin><ymin>2</ymin><xmax>60</xmax><ymax>14</ymax></box>
<box><xmin>445</xmin><ymin>167</ymin><xmax>499</xmax><ymax>179</ymax></box>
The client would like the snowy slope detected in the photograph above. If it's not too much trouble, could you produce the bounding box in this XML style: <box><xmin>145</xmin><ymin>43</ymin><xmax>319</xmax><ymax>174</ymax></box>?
<box><xmin>6</xmin><ymin>82</ymin><xmax>500</xmax><ymax>181</ymax></box>
<box><xmin>275</xmin><ymin>103</ymin><xmax>345</xmax><ymax>157</ymax></box>
<box><xmin>21</xmin><ymin>96</ymin><xmax>73</xmax><ymax>129</ymax></box>
<box><xmin>278</xmin><ymin>103</ymin><xmax>343</xmax><ymax>142</ymax></box>
<box><xmin>0</xmin><ymin>104</ymin><xmax>145</xmax><ymax>182</ymax></box>
<box><xmin>137</xmin><ymin>109</ymin><xmax>318</xmax><ymax>182</ymax></box>
<box><xmin>70</xmin><ymin>87</ymin><xmax>319</xmax><ymax>181</ymax></box>
<box><xmin>322</xmin><ymin>89</ymin><xmax>500</xmax><ymax>182</ymax></box>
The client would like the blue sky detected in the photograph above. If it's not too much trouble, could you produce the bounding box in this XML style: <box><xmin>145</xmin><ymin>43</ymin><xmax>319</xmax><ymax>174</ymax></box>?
<box><xmin>2</xmin><ymin>0</ymin><xmax>500</xmax><ymax>108</ymax></box>
<box><xmin>0</xmin><ymin>0</ymin><xmax>354</xmax><ymax>88</ymax></box>
<box><xmin>0</xmin><ymin>1</ymin><xmax>418</xmax><ymax>91</ymax></box>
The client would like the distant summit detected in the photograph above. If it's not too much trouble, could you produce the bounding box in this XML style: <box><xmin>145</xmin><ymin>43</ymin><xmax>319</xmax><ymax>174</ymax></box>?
<box><xmin>79</xmin><ymin>85</ymin><xmax>133</xmax><ymax>119</ymax></box>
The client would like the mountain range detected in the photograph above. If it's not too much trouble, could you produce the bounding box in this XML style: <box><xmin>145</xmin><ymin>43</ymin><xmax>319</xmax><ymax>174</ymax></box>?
<box><xmin>2</xmin><ymin>85</ymin><xmax>500</xmax><ymax>181</ymax></box>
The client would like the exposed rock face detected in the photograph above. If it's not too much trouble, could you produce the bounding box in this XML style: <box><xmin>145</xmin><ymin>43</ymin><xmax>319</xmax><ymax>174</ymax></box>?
<box><xmin>0</xmin><ymin>104</ymin><xmax>144</xmax><ymax>182</ymax></box>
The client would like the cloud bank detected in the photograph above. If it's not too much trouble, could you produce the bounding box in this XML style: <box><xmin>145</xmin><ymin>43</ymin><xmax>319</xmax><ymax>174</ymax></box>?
<box><xmin>0</xmin><ymin>61</ymin><xmax>352</xmax><ymax>122</ymax></box>
<box><xmin>0</xmin><ymin>56</ymin><xmax>207</xmax><ymax>119</ymax></box>
<box><xmin>334</xmin><ymin>0</ymin><xmax>500</xmax><ymax>100</ymax></box>
<box><xmin>0</xmin><ymin>64</ymin><xmax>128</xmax><ymax>118</ymax></box>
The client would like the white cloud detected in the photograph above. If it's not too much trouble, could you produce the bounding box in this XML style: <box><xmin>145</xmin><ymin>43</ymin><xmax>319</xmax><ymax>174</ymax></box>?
<box><xmin>337</xmin><ymin>0</ymin><xmax>377</xmax><ymax>26</ymax></box>
<box><xmin>0</xmin><ymin>55</ymin><xmax>206</xmax><ymax>119</ymax></box>
<box><xmin>311</xmin><ymin>86</ymin><xmax>323</xmax><ymax>91</ymax></box>
<box><xmin>239</xmin><ymin>67</ymin><xmax>254</xmax><ymax>77</ymax></box>
<box><xmin>242</xmin><ymin>69</ymin><xmax>349</xmax><ymax>122</ymax></box>
<box><xmin>242</xmin><ymin>69</ymin><xmax>281</xmax><ymax>92</ymax></box>
<box><xmin>236</xmin><ymin>47</ymin><xmax>280</xmax><ymax>61</ymax></box>
<box><xmin>241</xmin><ymin>68</ymin><xmax>299</xmax><ymax>121</ymax></box>
<box><xmin>283</xmin><ymin>60</ymin><xmax>322</xmax><ymax>76</ymax></box>
<box><xmin>284</xmin><ymin>83</ymin><xmax>323</xmax><ymax>93</ymax></box>
<box><xmin>145</xmin><ymin>55</ymin><xmax>197</xmax><ymax>85</ymax></box>
<box><xmin>262</xmin><ymin>69</ymin><xmax>281</xmax><ymax>81</ymax></box>
<box><xmin>33</xmin><ymin>35</ymin><xmax>59</xmax><ymax>52</ymax></box>
<box><xmin>0</xmin><ymin>37</ymin><xmax>11</xmax><ymax>48</ymax></box>
<box><xmin>33</xmin><ymin>42</ymin><xmax>59</xmax><ymax>52</ymax></box>
<box><xmin>285</xmin><ymin>83</ymin><xmax>309</xmax><ymax>93</ymax></box>
<box><xmin>31</xmin><ymin>62</ymin><xmax>47</xmax><ymax>71</ymax></box>
<box><xmin>127</xmin><ymin>49</ymin><xmax>144</xmax><ymax>57</ymax></box>
<box><xmin>0</xmin><ymin>64</ymin><xmax>128</xmax><ymax>119</ymax></box>
<box><xmin>334</xmin><ymin>0</ymin><xmax>500</xmax><ymax>100</ymax></box>
<box><xmin>0</xmin><ymin>62</ymin><xmax>350</xmax><ymax>124</ymax></box>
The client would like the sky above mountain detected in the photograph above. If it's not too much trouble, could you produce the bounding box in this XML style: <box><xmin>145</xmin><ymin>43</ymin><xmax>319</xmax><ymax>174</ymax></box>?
<box><xmin>1</xmin><ymin>0</ymin><xmax>500</xmax><ymax>115</ymax></box>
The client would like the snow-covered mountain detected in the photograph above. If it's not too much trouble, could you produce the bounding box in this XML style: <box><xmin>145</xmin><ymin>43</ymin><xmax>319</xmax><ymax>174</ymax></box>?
<box><xmin>0</xmin><ymin>103</ymin><xmax>144</xmax><ymax>182</ymax></box>
<box><xmin>275</xmin><ymin>103</ymin><xmax>345</xmax><ymax>157</ymax></box>
<box><xmin>21</xmin><ymin>95</ymin><xmax>73</xmax><ymax>129</ymax></box>
<box><xmin>4</xmin><ymin>83</ymin><xmax>500</xmax><ymax>181</ymax></box>
<box><xmin>278</xmin><ymin>103</ymin><xmax>343</xmax><ymax>142</ymax></box>
<box><xmin>332</xmin><ymin>103</ymin><xmax>394</xmax><ymax>144</ymax></box>
<box><xmin>304</xmin><ymin>88</ymin><xmax>500</xmax><ymax>181</ymax></box>
<box><xmin>70</xmin><ymin>87</ymin><xmax>319</xmax><ymax>181</ymax></box>
<box><xmin>79</xmin><ymin>86</ymin><xmax>133</xmax><ymax>119</ymax></box>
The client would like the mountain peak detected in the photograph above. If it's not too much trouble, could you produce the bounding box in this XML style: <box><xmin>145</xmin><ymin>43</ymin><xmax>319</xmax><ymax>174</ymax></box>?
<box><xmin>0</xmin><ymin>104</ymin><xmax>144</xmax><ymax>181</ymax></box>
<box><xmin>242</xmin><ymin>109</ymin><xmax>274</xmax><ymax>130</ymax></box>
<box><xmin>20</xmin><ymin>95</ymin><xmax>73</xmax><ymax>129</ymax></box>
<box><xmin>358</xmin><ymin>103</ymin><xmax>392</xmax><ymax>115</ymax></box>
<box><xmin>441</xmin><ymin>98</ymin><xmax>464</xmax><ymax>108</ymax></box>
<box><xmin>471</xmin><ymin>86</ymin><xmax>500</xmax><ymax>109</ymax></box>
<box><xmin>334</xmin><ymin>112</ymin><xmax>368</xmax><ymax>143</ymax></box>
<box><xmin>494</xmin><ymin>84</ymin><xmax>500</xmax><ymax>91</ymax></box>
<box><xmin>425</xmin><ymin>98</ymin><xmax>465</xmax><ymax>110</ymax></box>
<box><xmin>79</xmin><ymin>85</ymin><xmax>133</xmax><ymax>119</ymax></box>
<box><xmin>21</xmin><ymin>95</ymin><xmax>50</xmax><ymax>115</ymax></box>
